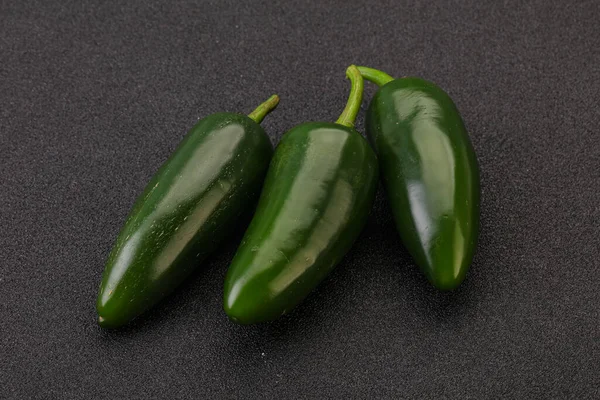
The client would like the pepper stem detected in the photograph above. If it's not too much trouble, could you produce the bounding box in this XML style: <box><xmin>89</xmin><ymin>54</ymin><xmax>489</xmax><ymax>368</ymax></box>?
<box><xmin>356</xmin><ymin>66</ymin><xmax>394</xmax><ymax>87</ymax></box>
<box><xmin>335</xmin><ymin>65</ymin><xmax>364</xmax><ymax>128</ymax></box>
<box><xmin>248</xmin><ymin>94</ymin><xmax>280</xmax><ymax>124</ymax></box>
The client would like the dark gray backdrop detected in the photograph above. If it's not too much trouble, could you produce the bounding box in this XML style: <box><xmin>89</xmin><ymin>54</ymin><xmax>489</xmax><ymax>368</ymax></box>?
<box><xmin>1</xmin><ymin>0</ymin><xmax>598</xmax><ymax>399</ymax></box>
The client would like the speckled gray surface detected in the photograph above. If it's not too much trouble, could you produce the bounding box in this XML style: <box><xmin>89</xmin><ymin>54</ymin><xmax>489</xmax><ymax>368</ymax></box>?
<box><xmin>1</xmin><ymin>0</ymin><xmax>599</xmax><ymax>398</ymax></box>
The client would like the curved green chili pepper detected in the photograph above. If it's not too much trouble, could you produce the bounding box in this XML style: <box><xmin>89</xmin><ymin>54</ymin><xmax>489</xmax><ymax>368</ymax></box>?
<box><xmin>97</xmin><ymin>95</ymin><xmax>279</xmax><ymax>328</ymax></box>
<box><xmin>223</xmin><ymin>66</ymin><xmax>379</xmax><ymax>324</ymax></box>
<box><xmin>358</xmin><ymin>66</ymin><xmax>480</xmax><ymax>290</ymax></box>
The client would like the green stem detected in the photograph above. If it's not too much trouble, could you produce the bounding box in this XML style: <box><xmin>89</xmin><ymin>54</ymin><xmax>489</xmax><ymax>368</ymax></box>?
<box><xmin>335</xmin><ymin>65</ymin><xmax>364</xmax><ymax>128</ymax></box>
<box><xmin>248</xmin><ymin>94</ymin><xmax>280</xmax><ymax>124</ymax></box>
<box><xmin>356</xmin><ymin>66</ymin><xmax>394</xmax><ymax>87</ymax></box>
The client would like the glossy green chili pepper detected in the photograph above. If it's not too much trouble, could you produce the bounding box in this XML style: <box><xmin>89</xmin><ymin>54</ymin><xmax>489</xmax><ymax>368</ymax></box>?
<box><xmin>358</xmin><ymin>66</ymin><xmax>480</xmax><ymax>290</ymax></box>
<box><xmin>223</xmin><ymin>66</ymin><xmax>379</xmax><ymax>324</ymax></box>
<box><xmin>96</xmin><ymin>95</ymin><xmax>279</xmax><ymax>328</ymax></box>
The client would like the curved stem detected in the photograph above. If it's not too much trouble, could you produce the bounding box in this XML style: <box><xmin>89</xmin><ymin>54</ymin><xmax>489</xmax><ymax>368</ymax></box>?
<box><xmin>356</xmin><ymin>66</ymin><xmax>394</xmax><ymax>87</ymax></box>
<box><xmin>248</xmin><ymin>94</ymin><xmax>280</xmax><ymax>124</ymax></box>
<box><xmin>335</xmin><ymin>65</ymin><xmax>364</xmax><ymax>128</ymax></box>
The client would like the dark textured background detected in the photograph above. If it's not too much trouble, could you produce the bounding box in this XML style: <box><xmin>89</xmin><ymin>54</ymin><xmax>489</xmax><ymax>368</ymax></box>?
<box><xmin>1</xmin><ymin>0</ymin><xmax>599</xmax><ymax>398</ymax></box>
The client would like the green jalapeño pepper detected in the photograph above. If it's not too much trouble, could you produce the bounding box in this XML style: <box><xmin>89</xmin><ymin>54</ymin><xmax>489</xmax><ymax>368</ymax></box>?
<box><xmin>223</xmin><ymin>66</ymin><xmax>378</xmax><ymax>324</ymax></box>
<box><xmin>358</xmin><ymin>66</ymin><xmax>480</xmax><ymax>290</ymax></box>
<box><xmin>96</xmin><ymin>95</ymin><xmax>279</xmax><ymax>328</ymax></box>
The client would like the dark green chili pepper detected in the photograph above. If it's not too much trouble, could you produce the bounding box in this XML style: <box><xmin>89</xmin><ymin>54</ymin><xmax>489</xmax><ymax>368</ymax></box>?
<box><xmin>223</xmin><ymin>66</ymin><xmax>379</xmax><ymax>324</ymax></box>
<box><xmin>358</xmin><ymin>66</ymin><xmax>480</xmax><ymax>290</ymax></box>
<box><xmin>96</xmin><ymin>95</ymin><xmax>279</xmax><ymax>328</ymax></box>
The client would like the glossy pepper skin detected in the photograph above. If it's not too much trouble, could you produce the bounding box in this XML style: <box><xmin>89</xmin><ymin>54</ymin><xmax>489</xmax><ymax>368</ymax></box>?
<box><xmin>223</xmin><ymin>66</ymin><xmax>378</xmax><ymax>324</ymax></box>
<box><xmin>97</xmin><ymin>96</ymin><xmax>278</xmax><ymax>328</ymax></box>
<box><xmin>359</xmin><ymin>66</ymin><xmax>480</xmax><ymax>290</ymax></box>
